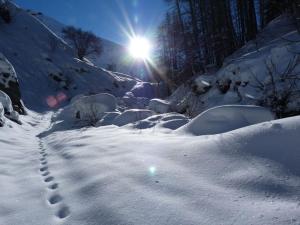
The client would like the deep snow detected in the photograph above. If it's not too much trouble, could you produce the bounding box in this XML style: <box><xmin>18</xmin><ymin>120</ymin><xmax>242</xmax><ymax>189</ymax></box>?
<box><xmin>1</xmin><ymin>111</ymin><xmax>300</xmax><ymax>225</ymax></box>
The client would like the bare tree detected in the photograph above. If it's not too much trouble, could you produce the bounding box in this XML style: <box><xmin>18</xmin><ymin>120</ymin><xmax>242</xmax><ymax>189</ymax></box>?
<box><xmin>251</xmin><ymin>55</ymin><xmax>300</xmax><ymax>117</ymax></box>
<box><xmin>0</xmin><ymin>1</ymin><xmax>11</xmax><ymax>24</ymax></box>
<box><xmin>62</xmin><ymin>26</ymin><xmax>102</xmax><ymax>60</ymax></box>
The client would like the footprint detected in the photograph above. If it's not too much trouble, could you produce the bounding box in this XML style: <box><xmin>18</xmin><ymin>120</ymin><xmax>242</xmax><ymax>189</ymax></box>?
<box><xmin>48</xmin><ymin>194</ymin><xmax>63</xmax><ymax>205</ymax></box>
<box><xmin>40</xmin><ymin>166</ymin><xmax>48</xmax><ymax>172</ymax></box>
<box><xmin>41</xmin><ymin>161</ymin><xmax>47</xmax><ymax>165</ymax></box>
<box><xmin>56</xmin><ymin>205</ymin><xmax>70</xmax><ymax>219</ymax></box>
<box><xmin>40</xmin><ymin>157</ymin><xmax>46</xmax><ymax>162</ymax></box>
<box><xmin>42</xmin><ymin>171</ymin><xmax>50</xmax><ymax>176</ymax></box>
<box><xmin>48</xmin><ymin>183</ymin><xmax>58</xmax><ymax>190</ymax></box>
<box><xmin>44</xmin><ymin>176</ymin><xmax>54</xmax><ymax>182</ymax></box>
<box><xmin>41</xmin><ymin>153</ymin><xmax>47</xmax><ymax>157</ymax></box>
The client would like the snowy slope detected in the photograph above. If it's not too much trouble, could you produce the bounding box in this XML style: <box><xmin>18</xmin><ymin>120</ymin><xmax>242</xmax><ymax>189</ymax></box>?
<box><xmin>29</xmin><ymin>10</ymin><xmax>136</xmax><ymax>76</ymax></box>
<box><xmin>0</xmin><ymin>3</ymin><xmax>138</xmax><ymax>111</ymax></box>
<box><xmin>1</xmin><ymin>110</ymin><xmax>300</xmax><ymax>225</ymax></box>
<box><xmin>169</xmin><ymin>15</ymin><xmax>300</xmax><ymax>117</ymax></box>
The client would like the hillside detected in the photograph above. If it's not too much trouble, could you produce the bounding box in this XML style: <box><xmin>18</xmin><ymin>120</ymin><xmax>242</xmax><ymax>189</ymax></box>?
<box><xmin>168</xmin><ymin>15</ymin><xmax>300</xmax><ymax>118</ymax></box>
<box><xmin>0</xmin><ymin>2</ymin><xmax>143</xmax><ymax>111</ymax></box>
<box><xmin>27</xmin><ymin>9</ymin><xmax>136</xmax><ymax>77</ymax></box>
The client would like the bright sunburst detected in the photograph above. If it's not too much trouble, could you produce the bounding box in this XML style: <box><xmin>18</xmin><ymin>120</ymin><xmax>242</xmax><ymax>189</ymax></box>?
<box><xmin>128</xmin><ymin>36</ymin><xmax>152</xmax><ymax>60</ymax></box>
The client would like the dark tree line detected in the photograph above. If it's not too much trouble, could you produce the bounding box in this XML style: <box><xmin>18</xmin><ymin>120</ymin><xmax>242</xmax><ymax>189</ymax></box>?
<box><xmin>157</xmin><ymin>0</ymin><xmax>300</xmax><ymax>85</ymax></box>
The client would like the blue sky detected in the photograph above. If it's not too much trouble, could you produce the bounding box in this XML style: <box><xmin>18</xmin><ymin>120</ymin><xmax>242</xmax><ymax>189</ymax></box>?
<box><xmin>13</xmin><ymin>0</ymin><xmax>167</xmax><ymax>45</ymax></box>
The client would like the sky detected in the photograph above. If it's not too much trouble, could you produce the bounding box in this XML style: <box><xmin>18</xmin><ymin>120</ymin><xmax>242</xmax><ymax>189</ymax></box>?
<box><xmin>13</xmin><ymin>0</ymin><xmax>167</xmax><ymax>45</ymax></box>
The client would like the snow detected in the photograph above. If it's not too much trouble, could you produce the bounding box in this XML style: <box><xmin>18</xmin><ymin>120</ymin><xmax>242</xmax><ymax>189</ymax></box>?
<box><xmin>178</xmin><ymin>105</ymin><xmax>274</xmax><ymax>136</ymax></box>
<box><xmin>0</xmin><ymin>90</ymin><xmax>13</xmax><ymax>112</ymax></box>
<box><xmin>0</xmin><ymin>2</ymin><xmax>139</xmax><ymax>111</ymax></box>
<box><xmin>1</xmin><ymin>110</ymin><xmax>300</xmax><ymax>225</ymax></box>
<box><xmin>149</xmin><ymin>98</ymin><xmax>170</xmax><ymax>113</ymax></box>
<box><xmin>168</xmin><ymin>15</ymin><xmax>300</xmax><ymax>117</ymax></box>
<box><xmin>71</xmin><ymin>93</ymin><xmax>117</xmax><ymax>122</ymax></box>
<box><xmin>96</xmin><ymin>111</ymin><xmax>121</xmax><ymax>126</ymax></box>
<box><xmin>0</xmin><ymin>4</ymin><xmax>300</xmax><ymax>225</ymax></box>
<box><xmin>112</xmin><ymin>109</ymin><xmax>155</xmax><ymax>126</ymax></box>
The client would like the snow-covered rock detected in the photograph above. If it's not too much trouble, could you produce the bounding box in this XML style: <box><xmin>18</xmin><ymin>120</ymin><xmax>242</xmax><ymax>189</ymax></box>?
<box><xmin>130</xmin><ymin>82</ymin><xmax>168</xmax><ymax>99</ymax></box>
<box><xmin>0</xmin><ymin>102</ymin><xmax>4</xmax><ymax>126</ymax></box>
<box><xmin>0</xmin><ymin>90</ymin><xmax>20</xmax><ymax>124</ymax></box>
<box><xmin>0</xmin><ymin>90</ymin><xmax>13</xmax><ymax>113</ymax></box>
<box><xmin>178</xmin><ymin>105</ymin><xmax>274</xmax><ymax>136</ymax></box>
<box><xmin>113</xmin><ymin>109</ymin><xmax>155</xmax><ymax>126</ymax></box>
<box><xmin>0</xmin><ymin>53</ymin><xmax>25</xmax><ymax>114</ymax></box>
<box><xmin>120</xmin><ymin>93</ymin><xmax>150</xmax><ymax>109</ymax></box>
<box><xmin>96</xmin><ymin>111</ymin><xmax>121</xmax><ymax>126</ymax></box>
<box><xmin>149</xmin><ymin>98</ymin><xmax>170</xmax><ymax>113</ymax></box>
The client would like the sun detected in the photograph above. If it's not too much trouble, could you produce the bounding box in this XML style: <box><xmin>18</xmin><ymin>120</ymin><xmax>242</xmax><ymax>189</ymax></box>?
<box><xmin>128</xmin><ymin>36</ymin><xmax>152</xmax><ymax>60</ymax></box>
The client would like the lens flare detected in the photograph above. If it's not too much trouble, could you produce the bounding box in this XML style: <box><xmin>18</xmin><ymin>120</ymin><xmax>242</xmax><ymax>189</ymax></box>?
<box><xmin>149</xmin><ymin>166</ymin><xmax>156</xmax><ymax>175</ymax></box>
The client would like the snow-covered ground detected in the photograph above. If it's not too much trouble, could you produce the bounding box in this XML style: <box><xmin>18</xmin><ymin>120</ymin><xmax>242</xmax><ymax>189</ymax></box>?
<box><xmin>1</xmin><ymin>110</ymin><xmax>300</xmax><ymax>225</ymax></box>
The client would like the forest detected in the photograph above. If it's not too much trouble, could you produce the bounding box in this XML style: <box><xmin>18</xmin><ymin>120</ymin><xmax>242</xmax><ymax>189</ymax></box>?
<box><xmin>157</xmin><ymin>0</ymin><xmax>299</xmax><ymax>85</ymax></box>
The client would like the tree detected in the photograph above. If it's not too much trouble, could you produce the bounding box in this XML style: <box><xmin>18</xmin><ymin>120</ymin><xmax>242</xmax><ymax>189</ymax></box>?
<box><xmin>0</xmin><ymin>2</ymin><xmax>11</xmax><ymax>24</ymax></box>
<box><xmin>62</xmin><ymin>26</ymin><xmax>102</xmax><ymax>60</ymax></box>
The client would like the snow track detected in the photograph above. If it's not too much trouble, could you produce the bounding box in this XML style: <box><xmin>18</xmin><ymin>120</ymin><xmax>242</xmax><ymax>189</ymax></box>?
<box><xmin>38</xmin><ymin>138</ymin><xmax>71</xmax><ymax>219</ymax></box>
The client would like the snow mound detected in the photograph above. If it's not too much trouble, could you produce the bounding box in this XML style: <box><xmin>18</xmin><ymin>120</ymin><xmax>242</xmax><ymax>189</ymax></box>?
<box><xmin>96</xmin><ymin>112</ymin><xmax>120</xmax><ymax>126</ymax></box>
<box><xmin>113</xmin><ymin>109</ymin><xmax>155</xmax><ymax>126</ymax></box>
<box><xmin>131</xmin><ymin>113</ymin><xmax>189</xmax><ymax>130</ymax></box>
<box><xmin>149</xmin><ymin>98</ymin><xmax>170</xmax><ymax>113</ymax></box>
<box><xmin>71</xmin><ymin>93</ymin><xmax>117</xmax><ymax>124</ymax></box>
<box><xmin>120</xmin><ymin>93</ymin><xmax>150</xmax><ymax>109</ymax></box>
<box><xmin>178</xmin><ymin>105</ymin><xmax>274</xmax><ymax>135</ymax></box>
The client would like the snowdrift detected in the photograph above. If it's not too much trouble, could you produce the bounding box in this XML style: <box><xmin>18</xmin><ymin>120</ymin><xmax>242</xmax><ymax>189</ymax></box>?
<box><xmin>112</xmin><ymin>109</ymin><xmax>155</xmax><ymax>126</ymax></box>
<box><xmin>178</xmin><ymin>105</ymin><xmax>274</xmax><ymax>135</ymax></box>
<box><xmin>32</xmin><ymin>114</ymin><xmax>300</xmax><ymax>225</ymax></box>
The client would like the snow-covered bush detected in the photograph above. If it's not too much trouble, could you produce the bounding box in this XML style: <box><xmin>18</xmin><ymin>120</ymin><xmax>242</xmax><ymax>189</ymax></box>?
<box><xmin>149</xmin><ymin>98</ymin><xmax>170</xmax><ymax>113</ymax></box>
<box><xmin>253</xmin><ymin>54</ymin><xmax>300</xmax><ymax>118</ymax></box>
<box><xmin>71</xmin><ymin>93</ymin><xmax>117</xmax><ymax>126</ymax></box>
<box><xmin>177</xmin><ymin>105</ymin><xmax>274</xmax><ymax>136</ymax></box>
<box><xmin>112</xmin><ymin>109</ymin><xmax>155</xmax><ymax>126</ymax></box>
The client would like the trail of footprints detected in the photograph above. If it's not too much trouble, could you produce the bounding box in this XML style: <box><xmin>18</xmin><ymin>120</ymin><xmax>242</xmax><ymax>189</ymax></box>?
<box><xmin>38</xmin><ymin>140</ymin><xmax>71</xmax><ymax>219</ymax></box>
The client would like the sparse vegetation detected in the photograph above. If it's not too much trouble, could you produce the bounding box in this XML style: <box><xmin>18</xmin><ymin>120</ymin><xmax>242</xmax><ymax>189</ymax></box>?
<box><xmin>62</xmin><ymin>26</ymin><xmax>102</xmax><ymax>60</ymax></box>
